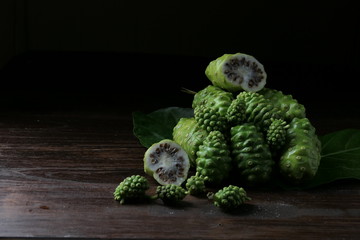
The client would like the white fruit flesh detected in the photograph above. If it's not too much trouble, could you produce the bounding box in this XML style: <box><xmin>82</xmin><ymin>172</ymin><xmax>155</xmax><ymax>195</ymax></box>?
<box><xmin>144</xmin><ymin>139</ymin><xmax>190</xmax><ymax>186</ymax></box>
<box><xmin>222</xmin><ymin>54</ymin><xmax>267</xmax><ymax>92</ymax></box>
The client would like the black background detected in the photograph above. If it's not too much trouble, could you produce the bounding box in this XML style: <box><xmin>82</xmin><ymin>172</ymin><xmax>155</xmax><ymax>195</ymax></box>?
<box><xmin>0</xmin><ymin>0</ymin><xmax>359</xmax><ymax>116</ymax></box>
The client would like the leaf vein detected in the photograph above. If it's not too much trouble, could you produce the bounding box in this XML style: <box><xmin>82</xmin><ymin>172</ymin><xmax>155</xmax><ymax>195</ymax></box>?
<box><xmin>321</xmin><ymin>146</ymin><xmax>360</xmax><ymax>158</ymax></box>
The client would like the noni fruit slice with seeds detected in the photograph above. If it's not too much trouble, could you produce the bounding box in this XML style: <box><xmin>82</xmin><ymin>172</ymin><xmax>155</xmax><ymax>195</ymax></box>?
<box><xmin>205</xmin><ymin>53</ymin><xmax>267</xmax><ymax>92</ymax></box>
<box><xmin>144</xmin><ymin>139</ymin><xmax>190</xmax><ymax>186</ymax></box>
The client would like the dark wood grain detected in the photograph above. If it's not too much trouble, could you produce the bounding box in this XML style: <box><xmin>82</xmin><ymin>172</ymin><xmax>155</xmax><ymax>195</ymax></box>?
<box><xmin>1</xmin><ymin>111</ymin><xmax>359</xmax><ymax>240</ymax></box>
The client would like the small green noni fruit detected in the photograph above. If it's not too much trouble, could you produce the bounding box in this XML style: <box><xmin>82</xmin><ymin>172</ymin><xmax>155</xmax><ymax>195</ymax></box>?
<box><xmin>205</xmin><ymin>53</ymin><xmax>267</xmax><ymax>92</ymax></box>
<box><xmin>259</xmin><ymin>88</ymin><xmax>306</xmax><ymax>122</ymax></box>
<box><xmin>211</xmin><ymin>185</ymin><xmax>251</xmax><ymax>211</ymax></box>
<box><xmin>194</xmin><ymin>105</ymin><xmax>227</xmax><ymax>132</ymax></box>
<box><xmin>173</xmin><ymin>117</ymin><xmax>208</xmax><ymax>167</ymax></box>
<box><xmin>192</xmin><ymin>85</ymin><xmax>233</xmax><ymax>132</ymax></box>
<box><xmin>154</xmin><ymin>184</ymin><xmax>187</xmax><ymax>205</ymax></box>
<box><xmin>279</xmin><ymin>117</ymin><xmax>321</xmax><ymax>183</ymax></box>
<box><xmin>226</xmin><ymin>97</ymin><xmax>246</xmax><ymax>126</ymax></box>
<box><xmin>266</xmin><ymin>118</ymin><xmax>289</xmax><ymax>152</ymax></box>
<box><xmin>185</xmin><ymin>173</ymin><xmax>207</xmax><ymax>196</ymax></box>
<box><xmin>196</xmin><ymin>130</ymin><xmax>232</xmax><ymax>186</ymax></box>
<box><xmin>230</xmin><ymin>123</ymin><xmax>274</xmax><ymax>184</ymax></box>
<box><xmin>237</xmin><ymin>91</ymin><xmax>282</xmax><ymax>130</ymax></box>
<box><xmin>113</xmin><ymin>175</ymin><xmax>149</xmax><ymax>204</ymax></box>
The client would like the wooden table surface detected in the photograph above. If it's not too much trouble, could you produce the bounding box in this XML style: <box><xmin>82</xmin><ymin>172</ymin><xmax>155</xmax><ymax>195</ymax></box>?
<box><xmin>0</xmin><ymin>109</ymin><xmax>359</xmax><ymax>240</ymax></box>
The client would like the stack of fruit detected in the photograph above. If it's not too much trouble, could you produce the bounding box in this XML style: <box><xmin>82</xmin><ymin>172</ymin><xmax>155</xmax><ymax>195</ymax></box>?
<box><xmin>115</xmin><ymin>53</ymin><xmax>322</xmax><ymax>211</ymax></box>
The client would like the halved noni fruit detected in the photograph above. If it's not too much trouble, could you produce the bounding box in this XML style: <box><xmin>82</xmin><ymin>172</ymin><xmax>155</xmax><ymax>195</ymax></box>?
<box><xmin>205</xmin><ymin>53</ymin><xmax>267</xmax><ymax>92</ymax></box>
<box><xmin>144</xmin><ymin>139</ymin><xmax>190</xmax><ymax>186</ymax></box>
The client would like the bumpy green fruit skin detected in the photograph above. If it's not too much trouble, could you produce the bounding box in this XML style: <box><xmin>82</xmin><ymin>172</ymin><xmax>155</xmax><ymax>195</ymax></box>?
<box><xmin>173</xmin><ymin>118</ymin><xmax>208</xmax><ymax>166</ymax></box>
<box><xmin>192</xmin><ymin>86</ymin><xmax>233</xmax><ymax>133</ymax></box>
<box><xmin>205</xmin><ymin>54</ymin><xmax>240</xmax><ymax>92</ymax></box>
<box><xmin>185</xmin><ymin>173</ymin><xmax>207</xmax><ymax>196</ymax></box>
<box><xmin>259</xmin><ymin>88</ymin><xmax>306</xmax><ymax>122</ymax></box>
<box><xmin>266</xmin><ymin>118</ymin><xmax>289</xmax><ymax>152</ymax></box>
<box><xmin>230</xmin><ymin>123</ymin><xmax>274</xmax><ymax>184</ymax></box>
<box><xmin>113</xmin><ymin>175</ymin><xmax>149</xmax><ymax>204</ymax></box>
<box><xmin>279</xmin><ymin>117</ymin><xmax>321</xmax><ymax>183</ymax></box>
<box><xmin>194</xmin><ymin>105</ymin><xmax>228</xmax><ymax>132</ymax></box>
<box><xmin>226</xmin><ymin>97</ymin><xmax>246</xmax><ymax>126</ymax></box>
<box><xmin>196</xmin><ymin>131</ymin><xmax>232</xmax><ymax>186</ymax></box>
<box><xmin>192</xmin><ymin>85</ymin><xmax>233</xmax><ymax>110</ymax></box>
<box><xmin>213</xmin><ymin>185</ymin><xmax>251</xmax><ymax>211</ymax></box>
<box><xmin>237</xmin><ymin>91</ymin><xmax>282</xmax><ymax>130</ymax></box>
<box><xmin>205</xmin><ymin>54</ymin><xmax>237</xmax><ymax>91</ymax></box>
<box><xmin>156</xmin><ymin>184</ymin><xmax>187</xmax><ymax>205</ymax></box>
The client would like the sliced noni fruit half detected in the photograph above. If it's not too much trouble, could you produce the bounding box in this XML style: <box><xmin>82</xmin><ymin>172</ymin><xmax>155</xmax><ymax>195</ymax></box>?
<box><xmin>144</xmin><ymin>139</ymin><xmax>190</xmax><ymax>186</ymax></box>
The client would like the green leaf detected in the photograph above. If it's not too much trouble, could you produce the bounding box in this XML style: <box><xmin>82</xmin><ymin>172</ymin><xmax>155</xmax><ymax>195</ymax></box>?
<box><xmin>306</xmin><ymin>129</ymin><xmax>360</xmax><ymax>188</ymax></box>
<box><xmin>132</xmin><ymin>107</ymin><xmax>194</xmax><ymax>148</ymax></box>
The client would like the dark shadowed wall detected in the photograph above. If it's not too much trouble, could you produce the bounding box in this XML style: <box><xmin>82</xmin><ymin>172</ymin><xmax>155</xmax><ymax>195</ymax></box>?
<box><xmin>1</xmin><ymin>0</ymin><xmax>359</xmax><ymax>65</ymax></box>
<box><xmin>0</xmin><ymin>0</ymin><xmax>359</xmax><ymax>112</ymax></box>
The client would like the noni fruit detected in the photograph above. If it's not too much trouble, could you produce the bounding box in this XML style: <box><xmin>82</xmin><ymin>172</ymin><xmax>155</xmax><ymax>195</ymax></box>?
<box><xmin>205</xmin><ymin>53</ymin><xmax>267</xmax><ymax>92</ymax></box>
<box><xmin>236</xmin><ymin>91</ymin><xmax>282</xmax><ymax>131</ymax></box>
<box><xmin>259</xmin><ymin>88</ymin><xmax>306</xmax><ymax>122</ymax></box>
<box><xmin>196</xmin><ymin>130</ymin><xmax>232</xmax><ymax>186</ymax></box>
<box><xmin>266</xmin><ymin>118</ymin><xmax>289</xmax><ymax>152</ymax></box>
<box><xmin>211</xmin><ymin>185</ymin><xmax>251</xmax><ymax>211</ymax></box>
<box><xmin>154</xmin><ymin>184</ymin><xmax>187</xmax><ymax>205</ymax></box>
<box><xmin>192</xmin><ymin>85</ymin><xmax>233</xmax><ymax>132</ymax></box>
<box><xmin>279</xmin><ymin>117</ymin><xmax>321</xmax><ymax>183</ymax></box>
<box><xmin>113</xmin><ymin>175</ymin><xmax>149</xmax><ymax>204</ymax></box>
<box><xmin>230</xmin><ymin>123</ymin><xmax>274</xmax><ymax>184</ymax></box>
<box><xmin>185</xmin><ymin>173</ymin><xmax>208</xmax><ymax>196</ymax></box>
<box><xmin>173</xmin><ymin>117</ymin><xmax>208</xmax><ymax>166</ymax></box>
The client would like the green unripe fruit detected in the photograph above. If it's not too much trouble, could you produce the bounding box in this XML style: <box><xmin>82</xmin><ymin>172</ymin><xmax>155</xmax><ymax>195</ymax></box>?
<box><xmin>185</xmin><ymin>173</ymin><xmax>207</xmax><ymax>196</ymax></box>
<box><xmin>192</xmin><ymin>86</ymin><xmax>233</xmax><ymax>132</ymax></box>
<box><xmin>230</xmin><ymin>123</ymin><xmax>274</xmax><ymax>184</ymax></box>
<box><xmin>266</xmin><ymin>118</ymin><xmax>289</xmax><ymax>152</ymax></box>
<box><xmin>226</xmin><ymin>97</ymin><xmax>246</xmax><ymax>126</ymax></box>
<box><xmin>212</xmin><ymin>185</ymin><xmax>251</xmax><ymax>211</ymax></box>
<box><xmin>279</xmin><ymin>118</ymin><xmax>321</xmax><ymax>183</ymax></box>
<box><xmin>155</xmin><ymin>184</ymin><xmax>187</xmax><ymax>205</ymax></box>
<box><xmin>194</xmin><ymin>105</ymin><xmax>227</xmax><ymax>132</ymax></box>
<box><xmin>192</xmin><ymin>85</ymin><xmax>233</xmax><ymax>111</ymax></box>
<box><xmin>196</xmin><ymin>131</ymin><xmax>232</xmax><ymax>186</ymax></box>
<box><xmin>259</xmin><ymin>88</ymin><xmax>306</xmax><ymax>122</ymax></box>
<box><xmin>205</xmin><ymin>53</ymin><xmax>267</xmax><ymax>92</ymax></box>
<box><xmin>173</xmin><ymin>117</ymin><xmax>208</xmax><ymax>167</ymax></box>
<box><xmin>192</xmin><ymin>86</ymin><xmax>233</xmax><ymax>133</ymax></box>
<box><xmin>237</xmin><ymin>91</ymin><xmax>282</xmax><ymax>130</ymax></box>
<box><xmin>113</xmin><ymin>175</ymin><xmax>149</xmax><ymax>204</ymax></box>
